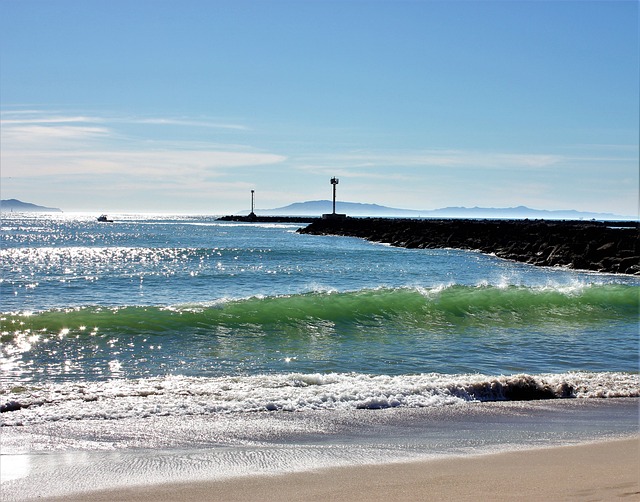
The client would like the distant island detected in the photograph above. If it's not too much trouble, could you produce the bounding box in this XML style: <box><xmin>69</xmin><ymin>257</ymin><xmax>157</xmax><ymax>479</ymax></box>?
<box><xmin>1</xmin><ymin>199</ymin><xmax>63</xmax><ymax>213</ymax></box>
<box><xmin>242</xmin><ymin>200</ymin><xmax>634</xmax><ymax>221</ymax></box>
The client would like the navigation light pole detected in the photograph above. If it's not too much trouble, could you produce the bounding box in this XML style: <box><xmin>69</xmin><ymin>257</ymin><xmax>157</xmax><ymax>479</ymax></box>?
<box><xmin>330</xmin><ymin>177</ymin><xmax>339</xmax><ymax>214</ymax></box>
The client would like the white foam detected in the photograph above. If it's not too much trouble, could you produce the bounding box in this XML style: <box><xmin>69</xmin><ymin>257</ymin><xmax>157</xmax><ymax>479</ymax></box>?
<box><xmin>2</xmin><ymin>371</ymin><xmax>638</xmax><ymax>426</ymax></box>
<box><xmin>1</xmin><ymin>398</ymin><xmax>638</xmax><ymax>501</ymax></box>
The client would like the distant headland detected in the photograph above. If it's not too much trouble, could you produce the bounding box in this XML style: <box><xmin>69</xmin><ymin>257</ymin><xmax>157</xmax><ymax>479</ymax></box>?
<box><xmin>1</xmin><ymin>199</ymin><xmax>63</xmax><ymax>213</ymax></box>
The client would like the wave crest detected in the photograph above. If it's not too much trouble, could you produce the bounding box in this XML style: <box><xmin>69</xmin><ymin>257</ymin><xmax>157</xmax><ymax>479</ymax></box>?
<box><xmin>2</xmin><ymin>284</ymin><xmax>637</xmax><ymax>338</ymax></box>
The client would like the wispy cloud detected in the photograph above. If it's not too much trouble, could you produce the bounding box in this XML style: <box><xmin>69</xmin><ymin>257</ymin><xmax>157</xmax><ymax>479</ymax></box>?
<box><xmin>294</xmin><ymin>149</ymin><xmax>564</xmax><ymax>174</ymax></box>
<box><xmin>0</xmin><ymin>116</ymin><xmax>103</xmax><ymax>125</ymax></box>
<box><xmin>129</xmin><ymin>118</ymin><xmax>249</xmax><ymax>130</ymax></box>
<box><xmin>2</xmin><ymin>145</ymin><xmax>285</xmax><ymax>178</ymax></box>
<box><xmin>3</xmin><ymin>125</ymin><xmax>111</xmax><ymax>145</ymax></box>
<box><xmin>0</xmin><ymin>110</ymin><xmax>249</xmax><ymax>131</ymax></box>
<box><xmin>0</xmin><ymin>110</ymin><xmax>284</xmax><ymax>179</ymax></box>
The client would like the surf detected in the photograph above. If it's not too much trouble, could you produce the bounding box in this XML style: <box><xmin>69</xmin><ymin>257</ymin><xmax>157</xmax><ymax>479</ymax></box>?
<box><xmin>2</xmin><ymin>371</ymin><xmax>639</xmax><ymax>426</ymax></box>
<box><xmin>3</xmin><ymin>283</ymin><xmax>637</xmax><ymax>338</ymax></box>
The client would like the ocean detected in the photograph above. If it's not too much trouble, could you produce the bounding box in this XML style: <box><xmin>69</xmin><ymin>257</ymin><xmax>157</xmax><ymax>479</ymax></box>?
<box><xmin>1</xmin><ymin>214</ymin><xmax>639</xmax><ymax>499</ymax></box>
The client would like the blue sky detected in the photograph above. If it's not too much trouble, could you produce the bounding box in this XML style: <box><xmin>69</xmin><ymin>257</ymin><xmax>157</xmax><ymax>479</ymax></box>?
<box><xmin>1</xmin><ymin>0</ymin><xmax>638</xmax><ymax>215</ymax></box>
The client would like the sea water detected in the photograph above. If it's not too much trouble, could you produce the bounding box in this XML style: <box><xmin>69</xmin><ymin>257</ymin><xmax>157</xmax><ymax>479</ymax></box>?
<box><xmin>1</xmin><ymin>214</ymin><xmax>639</xmax><ymax>499</ymax></box>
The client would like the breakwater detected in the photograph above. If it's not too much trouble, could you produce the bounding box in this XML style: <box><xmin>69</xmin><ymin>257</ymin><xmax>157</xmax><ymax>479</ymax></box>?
<box><xmin>218</xmin><ymin>215</ymin><xmax>321</xmax><ymax>224</ymax></box>
<box><xmin>298</xmin><ymin>218</ymin><xmax>639</xmax><ymax>275</ymax></box>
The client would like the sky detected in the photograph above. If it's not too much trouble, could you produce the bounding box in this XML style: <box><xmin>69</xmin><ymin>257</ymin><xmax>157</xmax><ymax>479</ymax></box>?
<box><xmin>1</xmin><ymin>0</ymin><xmax>638</xmax><ymax>216</ymax></box>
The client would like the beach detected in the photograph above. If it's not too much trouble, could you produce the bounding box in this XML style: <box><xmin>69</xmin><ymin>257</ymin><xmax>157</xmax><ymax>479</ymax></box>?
<box><xmin>31</xmin><ymin>438</ymin><xmax>640</xmax><ymax>502</ymax></box>
<box><xmin>3</xmin><ymin>398</ymin><xmax>639</xmax><ymax>501</ymax></box>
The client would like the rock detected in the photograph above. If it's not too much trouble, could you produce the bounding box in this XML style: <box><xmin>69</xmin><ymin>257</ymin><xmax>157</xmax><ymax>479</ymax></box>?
<box><xmin>298</xmin><ymin>218</ymin><xmax>639</xmax><ymax>275</ymax></box>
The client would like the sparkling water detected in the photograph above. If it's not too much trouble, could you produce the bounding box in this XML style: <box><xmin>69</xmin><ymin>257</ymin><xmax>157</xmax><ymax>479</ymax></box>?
<box><xmin>1</xmin><ymin>213</ymin><xmax>638</xmax><ymax>499</ymax></box>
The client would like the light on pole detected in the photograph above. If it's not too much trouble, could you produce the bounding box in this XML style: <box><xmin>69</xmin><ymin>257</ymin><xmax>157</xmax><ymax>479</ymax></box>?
<box><xmin>330</xmin><ymin>177</ymin><xmax>339</xmax><ymax>214</ymax></box>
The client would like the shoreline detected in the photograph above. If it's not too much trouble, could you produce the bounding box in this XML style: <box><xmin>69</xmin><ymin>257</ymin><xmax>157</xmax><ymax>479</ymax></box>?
<box><xmin>3</xmin><ymin>398</ymin><xmax>638</xmax><ymax>501</ymax></box>
<box><xmin>34</xmin><ymin>437</ymin><xmax>639</xmax><ymax>502</ymax></box>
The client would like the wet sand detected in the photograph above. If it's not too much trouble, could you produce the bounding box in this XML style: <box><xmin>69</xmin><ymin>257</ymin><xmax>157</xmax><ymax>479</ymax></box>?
<box><xmin>39</xmin><ymin>437</ymin><xmax>639</xmax><ymax>502</ymax></box>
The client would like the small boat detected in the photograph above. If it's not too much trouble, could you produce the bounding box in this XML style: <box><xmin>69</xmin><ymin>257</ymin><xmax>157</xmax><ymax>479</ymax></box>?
<box><xmin>97</xmin><ymin>214</ymin><xmax>113</xmax><ymax>222</ymax></box>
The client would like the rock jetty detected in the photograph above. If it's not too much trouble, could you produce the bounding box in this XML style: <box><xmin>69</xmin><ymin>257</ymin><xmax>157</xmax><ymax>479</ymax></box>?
<box><xmin>298</xmin><ymin>218</ymin><xmax>640</xmax><ymax>275</ymax></box>
<box><xmin>218</xmin><ymin>215</ymin><xmax>321</xmax><ymax>224</ymax></box>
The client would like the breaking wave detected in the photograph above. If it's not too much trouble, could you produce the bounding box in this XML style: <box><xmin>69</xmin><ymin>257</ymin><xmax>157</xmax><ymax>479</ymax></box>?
<box><xmin>2</xmin><ymin>371</ymin><xmax>638</xmax><ymax>426</ymax></box>
<box><xmin>2</xmin><ymin>284</ymin><xmax>637</xmax><ymax>338</ymax></box>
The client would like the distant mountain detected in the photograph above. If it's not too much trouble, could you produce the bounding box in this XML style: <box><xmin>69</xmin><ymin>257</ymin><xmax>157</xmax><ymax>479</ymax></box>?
<box><xmin>260</xmin><ymin>200</ymin><xmax>422</xmax><ymax>217</ymax></box>
<box><xmin>248</xmin><ymin>200</ymin><xmax>632</xmax><ymax>220</ymax></box>
<box><xmin>1</xmin><ymin>199</ymin><xmax>63</xmax><ymax>213</ymax></box>
<box><xmin>424</xmin><ymin>205</ymin><xmax>630</xmax><ymax>220</ymax></box>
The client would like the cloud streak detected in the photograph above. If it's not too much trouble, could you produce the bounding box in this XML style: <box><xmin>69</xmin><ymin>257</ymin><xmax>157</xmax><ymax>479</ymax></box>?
<box><xmin>3</xmin><ymin>125</ymin><xmax>111</xmax><ymax>145</ymax></box>
<box><xmin>294</xmin><ymin>149</ymin><xmax>565</xmax><ymax>175</ymax></box>
<box><xmin>129</xmin><ymin>118</ymin><xmax>249</xmax><ymax>130</ymax></box>
<box><xmin>0</xmin><ymin>111</ymin><xmax>284</xmax><ymax>179</ymax></box>
<box><xmin>2</xmin><ymin>146</ymin><xmax>286</xmax><ymax>178</ymax></box>
<box><xmin>0</xmin><ymin>111</ymin><xmax>247</xmax><ymax>130</ymax></box>
<box><xmin>0</xmin><ymin>116</ymin><xmax>103</xmax><ymax>125</ymax></box>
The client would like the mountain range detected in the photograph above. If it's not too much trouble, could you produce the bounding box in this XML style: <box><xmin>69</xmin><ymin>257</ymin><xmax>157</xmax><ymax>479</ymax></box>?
<box><xmin>1</xmin><ymin>198</ymin><xmax>633</xmax><ymax>220</ymax></box>
<box><xmin>250</xmin><ymin>200</ymin><xmax>633</xmax><ymax>220</ymax></box>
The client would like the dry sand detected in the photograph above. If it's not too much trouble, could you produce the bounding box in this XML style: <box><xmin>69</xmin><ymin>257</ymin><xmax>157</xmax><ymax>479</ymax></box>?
<box><xmin>40</xmin><ymin>438</ymin><xmax>639</xmax><ymax>502</ymax></box>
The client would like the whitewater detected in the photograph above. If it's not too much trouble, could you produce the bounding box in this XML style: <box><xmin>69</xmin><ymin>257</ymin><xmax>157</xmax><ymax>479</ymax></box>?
<box><xmin>1</xmin><ymin>214</ymin><xmax>638</xmax><ymax>500</ymax></box>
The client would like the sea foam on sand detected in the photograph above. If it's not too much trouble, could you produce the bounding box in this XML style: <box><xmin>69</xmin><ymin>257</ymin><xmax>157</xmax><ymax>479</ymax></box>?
<box><xmin>1</xmin><ymin>399</ymin><xmax>638</xmax><ymax>501</ymax></box>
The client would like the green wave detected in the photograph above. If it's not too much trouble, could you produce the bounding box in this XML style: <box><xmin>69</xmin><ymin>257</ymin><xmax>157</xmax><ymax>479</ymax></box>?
<box><xmin>2</xmin><ymin>284</ymin><xmax>638</xmax><ymax>338</ymax></box>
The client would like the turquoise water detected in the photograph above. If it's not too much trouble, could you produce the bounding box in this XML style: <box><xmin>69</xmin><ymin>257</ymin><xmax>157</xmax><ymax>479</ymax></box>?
<box><xmin>1</xmin><ymin>213</ymin><xmax>639</xmax><ymax>500</ymax></box>
<box><xmin>1</xmin><ymin>214</ymin><xmax>639</xmax><ymax>420</ymax></box>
